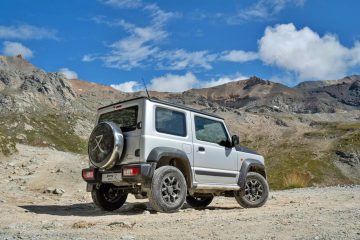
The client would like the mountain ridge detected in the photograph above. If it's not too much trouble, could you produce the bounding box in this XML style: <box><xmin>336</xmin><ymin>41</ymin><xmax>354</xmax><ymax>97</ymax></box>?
<box><xmin>1</xmin><ymin>55</ymin><xmax>359</xmax><ymax>114</ymax></box>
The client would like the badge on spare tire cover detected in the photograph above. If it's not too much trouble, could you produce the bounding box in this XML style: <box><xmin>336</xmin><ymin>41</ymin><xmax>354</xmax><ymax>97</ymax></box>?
<box><xmin>88</xmin><ymin>121</ymin><xmax>124</xmax><ymax>169</ymax></box>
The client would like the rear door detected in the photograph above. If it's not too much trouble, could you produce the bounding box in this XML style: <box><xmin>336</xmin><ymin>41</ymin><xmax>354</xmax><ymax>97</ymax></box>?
<box><xmin>96</xmin><ymin>99</ymin><xmax>143</xmax><ymax>164</ymax></box>
<box><xmin>191</xmin><ymin>113</ymin><xmax>238</xmax><ymax>185</ymax></box>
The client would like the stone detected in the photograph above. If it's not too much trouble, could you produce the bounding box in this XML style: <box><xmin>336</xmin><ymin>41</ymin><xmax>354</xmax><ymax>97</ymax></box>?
<box><xmin>16</xmin><ymin>134</ymin><xmax>27</xmax><ymax>140</ymax></box>
<box><xmin>335</xmin><ymin>151</ymin><xmax>360</xmax><ymax>167</ymax></box>
<box><xmin>54</xmin><ymin>188</ymin><xmax>65</xmax><ymax>194</ymax></box>
<box><xmin>8</xmin><ymin>162</ymin><xmax>15</xmax><ymax>167</ymax></box>
<box><xmin>108</xmin><ymin>221</ymin><xmax>136</xmax><ymax>229</ymax></box>
<box><xmin>44</xmin><ymin>187</ymin><xmax>56</xmax><ymax>194</ymax></box>
<box><xmin>24</xmin><ymin>123</ymin><xmax>33</xmax><ymax>131</ymax></box>
<box><xmin>119</xmin><ymin>236</ymin><xmax>135</xmax><ymax>240</ymax></box>
<box><xmin>29</xmin><ymin>158</ymin><xmax>37</xmax><ymax>164</ymax></box>
<box><xmin>275</xmin><ymin>119</ymin><xmax>288</xmax><ymax>127</ymax></box>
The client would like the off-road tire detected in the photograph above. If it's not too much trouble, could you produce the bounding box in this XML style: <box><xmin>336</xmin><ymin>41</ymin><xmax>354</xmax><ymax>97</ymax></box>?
<box><xmin>91</xmin><ymin>184</ymin><xmax>128</xmax><ymax>211</ymax></box>
<box><xmin>148</xmin><ymin>166</ymin><xmax>187</xmax><ymax>213</ymax></box>
<box><xmin>186</xmin><ymin>195</ymin><xmax>214</xmax><ymax>208</ymax></box>
<box><xmin>235</xmin><ymin>172</ymin><xmax>269</xmax><ymax>208</ymax></box>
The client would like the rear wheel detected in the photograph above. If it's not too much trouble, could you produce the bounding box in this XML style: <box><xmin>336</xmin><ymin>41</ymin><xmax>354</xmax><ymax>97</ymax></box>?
<box><xmin>186</xmin><ymin>195</ymin><xmax>214</xmax><ymax>208</ymax></box>
<box><xmin>148</xmin><ymin>166</ymin><xmax>187</xmax><ymax>213</ymax></box>
<box><xmin>235</xmin><ymin>172</ymin><xmax>268</xmax><ymax>208</ymax></box>
<box><xmin>91</xmin><ymin>184</ymin><xmax>128</xmax><ymax>211</ymax></box>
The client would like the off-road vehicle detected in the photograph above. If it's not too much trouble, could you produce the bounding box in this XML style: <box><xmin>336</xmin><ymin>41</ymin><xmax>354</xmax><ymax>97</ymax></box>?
<box><xmin>82</xmin><ymin>97</ymin><xmax>268</xmax><ymax>213</ymax></box>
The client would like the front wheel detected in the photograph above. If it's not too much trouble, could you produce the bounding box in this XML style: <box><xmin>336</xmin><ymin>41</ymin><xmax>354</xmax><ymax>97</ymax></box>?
<box><xmin>186</xmin><ymin>195</ymin><xmax>214</xmax><ymax>208</ymax></box>
<box><xmin>235</xmin><ymin>172</ymin><xmax>269</xmax><ymax>208</ymax></box>
<box><xmin>148</xmin><ymin>166</ymin><xmax>187</xmax><ymax>213</ymax></box>
<box><xmin>91</xmin><ymin>184</ymin><xmax>128</xmax><ymax>211</ymax></box>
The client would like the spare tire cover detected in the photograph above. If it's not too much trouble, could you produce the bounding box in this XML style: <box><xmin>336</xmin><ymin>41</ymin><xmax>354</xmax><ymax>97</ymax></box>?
<box><xmin>88</xmin><ymin>121</ymin><xmax>124</xmax><ymax>169</ymax></box>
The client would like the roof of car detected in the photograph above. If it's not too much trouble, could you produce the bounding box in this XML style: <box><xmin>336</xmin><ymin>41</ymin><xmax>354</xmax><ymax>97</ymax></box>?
<box><xmin>98</xmin><ymin>96</ymin><xmax>224</xmax><ymax>120</ymax></box>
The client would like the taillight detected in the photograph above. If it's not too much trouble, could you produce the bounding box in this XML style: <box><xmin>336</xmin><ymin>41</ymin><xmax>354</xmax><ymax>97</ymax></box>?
<box><xmin>123</xmin><ymin>167</ymin><xmax>140</xmax><ymax>177</ymax></box>
<box><xmin>82</xmin><ymin>169</ymin><xmax>95</xmax><ymax>180</ymax></box>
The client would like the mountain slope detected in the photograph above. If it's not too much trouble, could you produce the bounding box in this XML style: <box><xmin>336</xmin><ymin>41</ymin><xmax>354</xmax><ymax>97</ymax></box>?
<box><xmin>0</xmin><ymin>55</ymin><xmax>78</xmax><ymax>113</ymax></box>
<box><xmin>181</xmin><ymin>76</ymin><xmax>360</xmax><ymax>113</ymax></box>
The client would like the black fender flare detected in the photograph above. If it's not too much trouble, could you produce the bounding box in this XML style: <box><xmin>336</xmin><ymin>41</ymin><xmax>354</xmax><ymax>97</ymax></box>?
<box><xmin>237</xmin><ymin>159</ymin><xmax>266</xmax><ymax>190</ymax></box>
<box><xmin>147</xmin><ymin>147</ymin><xmax>194</xmax><ymax>188</ymax></box>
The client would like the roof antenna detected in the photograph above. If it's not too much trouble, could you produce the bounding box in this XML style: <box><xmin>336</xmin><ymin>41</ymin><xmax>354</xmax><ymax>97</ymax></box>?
<box><xmin>142</xmin><ymin>77</ymin><xmax>151</xmax><ymax>99</ymax></box>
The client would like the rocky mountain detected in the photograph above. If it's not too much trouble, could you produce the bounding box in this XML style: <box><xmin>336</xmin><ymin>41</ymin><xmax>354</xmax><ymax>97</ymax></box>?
<box><xmin>1</xmin><ymin>55</ymin><xmax>359</xmax><ymax>114</ymax></box>
<box><xmin>295</xmin><ymin>75</ymin><xmax>359</xmax><ymax>90</ymax></box>
<box><xmin>0</xmin><ymin>55</ymin><xmax>79</xmax><ymax>113</ymax></box>
<box><xmin>180</xmin><ymin>75</ymin><xmax>360</xmax><ymax>114</ymax></box>
<box><xmin>0</xmin><ymin>55</ymin><xmax>359</xmax><ymax>189</ymax></box>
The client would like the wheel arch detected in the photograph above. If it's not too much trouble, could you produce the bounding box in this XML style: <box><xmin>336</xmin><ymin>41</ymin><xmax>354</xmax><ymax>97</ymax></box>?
<box><xmin>238</xmin><ymin>158</ymin><xmax>266</xmax><ymax>190</ymax></box>
<box><xmin>147</xmin><ymin>147</ymin><xmax>194</xmax><ymax>188</ymax></box>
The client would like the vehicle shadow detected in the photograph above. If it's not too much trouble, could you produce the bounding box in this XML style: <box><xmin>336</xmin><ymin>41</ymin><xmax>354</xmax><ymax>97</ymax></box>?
<box><xmin>19</xmin><ymin>202</ymin><xmax>151</xmax><ymax>217</ymax></box>
<box><xmin>19</xmin><ymin>202</ymin><xmax>241</xmax><ymax>217</ymax></box>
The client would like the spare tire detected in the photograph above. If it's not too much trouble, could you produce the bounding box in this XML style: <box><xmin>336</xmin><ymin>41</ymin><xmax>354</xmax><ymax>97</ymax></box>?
<box><xmin>88</xmin><ymin>121</ymin><xmax>124</xmax><ymax>169</ymax></box>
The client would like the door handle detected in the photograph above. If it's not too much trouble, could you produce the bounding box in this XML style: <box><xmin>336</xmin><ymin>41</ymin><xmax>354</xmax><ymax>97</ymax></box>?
<box><xmin>198</xmin><ymin>146</ymin><xmax>205</xmax><ymax>152</ymax></box>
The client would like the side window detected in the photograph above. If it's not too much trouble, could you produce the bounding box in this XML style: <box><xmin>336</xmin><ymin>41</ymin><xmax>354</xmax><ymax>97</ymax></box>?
<box><xmin>195</xmin><ymin>116</ymin><xmax>229</xmax><ymax>145</ymax></box>
<box><xmin>155</xmin><ymin>107</ymin><xmax>187</xmax><ymax>137</ymax></box>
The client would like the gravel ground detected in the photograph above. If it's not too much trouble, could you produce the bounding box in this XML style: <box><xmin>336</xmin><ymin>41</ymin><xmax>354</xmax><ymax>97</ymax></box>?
<box><xmin>0</xmin><ymin>145</ymin><xmax>359</xmax><ymax>240</ymax></box>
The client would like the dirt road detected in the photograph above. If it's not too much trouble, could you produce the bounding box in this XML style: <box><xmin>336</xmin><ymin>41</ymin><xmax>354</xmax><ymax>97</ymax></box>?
<box><xmin>0</xmin><ymin>145</ymin><xmax>359</xmax><ymax>240</ymax></box>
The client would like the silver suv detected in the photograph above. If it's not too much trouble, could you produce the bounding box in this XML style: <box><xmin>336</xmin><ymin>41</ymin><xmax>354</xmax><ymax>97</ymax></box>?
<box><xmin>82</xmin><ymin>97</ymin><xmax>269</xmax><ymax>213</ymax></box>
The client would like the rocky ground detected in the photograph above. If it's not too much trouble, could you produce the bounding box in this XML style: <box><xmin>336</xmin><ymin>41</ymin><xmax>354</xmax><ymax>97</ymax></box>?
<box><xmin>0</xmin><ymin>145</ymin><xmax>359</xmax><ymax>240</ymax></box>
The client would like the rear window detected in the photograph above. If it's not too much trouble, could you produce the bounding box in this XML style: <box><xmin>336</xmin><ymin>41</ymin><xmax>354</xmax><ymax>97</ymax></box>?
<box><xmin>155</xmin><ymin>107</ymin><xmax>186</xmax><ymax>137</ymax></box>
<box><xmin>98</xmin><ymin>106</ymin><xmax>138</xmax><ymax>132</ymax></box>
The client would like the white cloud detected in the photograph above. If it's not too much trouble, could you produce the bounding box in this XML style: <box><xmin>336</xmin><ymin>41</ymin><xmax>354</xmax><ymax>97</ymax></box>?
<box><xmin>59</xmin><ymin>68</ymin><xmax>78</xmax><ymax>79</ymax></box>
<box><xmin>258</xmin><ymin>23</ymin><xmax>360</xmax><ymax>80</ymax></box>
<box><xmin>88</xmin><ymin>2</ymin><xmax>257</xmax><ymax>71</ymax></box>
<box><xmin>101</xmin><ymin>28</ymin><xmax>162</xmax><ymax>70</ymax></box>
<box><xmin>2</xmin><ymin>41</ymin><xmax>33</xmax><ymax>58</ymax></box>
<box><xmin>148</xmin><ymin>72</ymin><xmax>199</xmax><ymax>92</ymax></box>
<box><xmin>101</xmin><ymin>0</ymin><xmax>142</xmax><ymax>9</ymax></box>
<box><xmin>349</xmin><ymin>41</ymin><xmax>360</xmax><ymax>66</ymax></box>
<box><xmin>109</xmin><ymin>72</ymin><xmax>249</xmax><ymax>93</ymax></box>
<box><xmin>157</xmin><ymin>49</ymin><xmax>217</xmax><ymax>70</ymax></box>
<box><xmin>82</xmin><ymin>54</ymin><xmax>96</xmax><ymax>62</ymax></box>
<box><xmin>220</xmin><ymin>50</ymin><xmax>258</xmax><ymax>62</ymax></box>
<box><xmin>0</xmin><ymin>24</ymin><xmax>57</xmax><ymax>40</ymax></box>
<box><xmin>110</xmin><ymin>81</ymin><xmax>141</xmax><ymax>92</ymax></box>
<box><xmin>201</xmin><ymin>73</ymin><xmax>248</xmax><ymax>88</ymax></box>
<box><xmin>144</xmin><ymin>3</ymin><xmax>179</xmax><ymax>27</ymax></box>
<box><xmin>86</xmin><ymin>3</ymin><xmax>177</xmax><ymax>70</ymax></box>
<box><xmin>229</xmin><ymin>0</ymin><xmax>306</xmax><ymax>23</ymax></box>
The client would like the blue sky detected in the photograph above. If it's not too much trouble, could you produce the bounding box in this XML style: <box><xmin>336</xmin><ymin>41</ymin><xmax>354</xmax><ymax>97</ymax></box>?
<box><xmin>1</xmin><ymin>0</ymin><xmax>360</xmax><ymax>92</ymax></box>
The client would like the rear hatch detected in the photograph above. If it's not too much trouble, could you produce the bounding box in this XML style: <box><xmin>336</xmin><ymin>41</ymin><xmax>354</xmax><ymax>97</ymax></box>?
<box><xmin>96</xmin><ymin>98</ymin><xmax>144</xmax><ymax>165</ymax></box>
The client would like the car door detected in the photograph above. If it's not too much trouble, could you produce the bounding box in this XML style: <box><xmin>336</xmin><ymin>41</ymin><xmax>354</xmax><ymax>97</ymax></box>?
<box><xmin>191</xmin><ymin>113</ymin><xmax>238</xmax><ymax>185</ymax></box>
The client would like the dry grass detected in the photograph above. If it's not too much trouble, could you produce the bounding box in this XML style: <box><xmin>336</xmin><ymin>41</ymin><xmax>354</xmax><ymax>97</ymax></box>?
<box><xmin>72</xmin><ymin>221</ymin><xmax>95</xmax><ymax>229</ymax></box>
<box><xmin>283</xmin><ymin>171</ymin><xmax>311</xmax><ymax>189</ymax></box>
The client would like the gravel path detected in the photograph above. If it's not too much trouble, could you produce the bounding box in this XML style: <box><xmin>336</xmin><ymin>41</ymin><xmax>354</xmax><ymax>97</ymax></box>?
<box><xmin>0</xmin><ymin>145</ymin><xmax>359</xmax><ymax>240</ymax></box>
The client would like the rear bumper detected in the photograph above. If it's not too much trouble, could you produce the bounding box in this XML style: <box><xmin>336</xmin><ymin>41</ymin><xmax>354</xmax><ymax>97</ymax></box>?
<box><xmin>82</xmin><ymin>163</ymin><xmax>155</xmax><ymax>184</ymax></box>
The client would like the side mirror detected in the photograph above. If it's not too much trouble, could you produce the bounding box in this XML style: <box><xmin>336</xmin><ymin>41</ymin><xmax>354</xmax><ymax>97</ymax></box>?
<box><xmin>232</xmin><ymin>135</ymin><xmax>239</xmax><ymax>147</ymax></box>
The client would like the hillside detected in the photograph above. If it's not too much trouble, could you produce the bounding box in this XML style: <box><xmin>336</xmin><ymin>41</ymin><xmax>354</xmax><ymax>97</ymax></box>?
<box><xmin>0</xmin><ymin>55</ymin><xmax>359</xmax><ymax>189</ymax></box>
